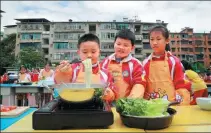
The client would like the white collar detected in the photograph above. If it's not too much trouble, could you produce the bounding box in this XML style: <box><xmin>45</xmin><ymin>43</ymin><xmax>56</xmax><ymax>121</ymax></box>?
<box><xmin>109</xmin><ymin>53</ymin><xmax>133</xmax><ymax>63</ymax></box>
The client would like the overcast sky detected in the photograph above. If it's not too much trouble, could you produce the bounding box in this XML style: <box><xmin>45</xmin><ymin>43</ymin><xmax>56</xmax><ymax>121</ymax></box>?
<box><xmin>1</xmin><ymin>1</ymin><xmax>211</xmax><ymax>33</ymax></box>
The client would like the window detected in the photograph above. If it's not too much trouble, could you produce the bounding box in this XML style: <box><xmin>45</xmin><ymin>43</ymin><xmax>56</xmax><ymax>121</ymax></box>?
<box><xmin>143</xmin><ymin>43</ymin><xmax>151</xmax><ymax>49</ymax></box>
<box><xmin>101</xmin><ymin>32</ymin><xmax>116</xmax><ymax>40</ymax></box>
<box><xmin>20</xmin><ymin>43</ymin><xmax>41</xmax><ymax>49</ymax></box>
<box><xmin>171</xmin><ymin>41</ymin><xmax>175</xmax><ymax>45</ymax></box>
<box><xmin>171</xmin><ymin>48</ymin><xmax>175</xmax><ymax>52</ymax></box>
<box><xmin>181</xmin><ymin>40</ymin><xmax>188</xmax><ymax>44</ymax></box>
<box><xmin>143</xmin><ymin>34</ymin><xmax>149</xmax><ymax>39</ymax></box>
<box><xmin>116</xmin><ymin>24</ymin><xmax>129</xmax><ymax>30</ymax></box>
<box><xmin>135</xmin><ymin>48</ymin><xmax>142</xmax><ymax>53</ymax></box>
<box><xmin>195</xmin><ymin>48</ymin><xmax>204</xmax><ymax>52</ymax></box>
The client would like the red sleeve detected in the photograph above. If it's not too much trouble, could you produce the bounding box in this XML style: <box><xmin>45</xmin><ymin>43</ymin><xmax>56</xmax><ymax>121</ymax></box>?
<box><xmin>131</xmin><ymin>60</ymin><xmax>146</xmax><ymax>88</ymax></box>
<box><xmin>173</xmin><ymin>57</ymin><xmax>191</xmax><ymax>91</ymax></box>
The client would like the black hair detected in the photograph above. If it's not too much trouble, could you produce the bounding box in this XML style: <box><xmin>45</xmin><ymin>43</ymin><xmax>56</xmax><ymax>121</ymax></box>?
<box><xmin>114</xmin><ymin>29</ymin><xmax>135</xmax><ymax>46</ymax></box>
<box><xmin>149</xmin><ymin>25</ymin><xmax>170</xmax><ymax>51</ymax></box>
<box><xmin>165</xmin><ymin>44</ymin><xmax>171</xmax><ymax>51</ymax></box>
<box><xmin>19</xmin><ymin>65</ymin><xmax>27</xmax><ymax>71</ymax></box>
<box><xmin>45</xmin><ymin>61</ymin><xmax>52</xmax><ymax>66</ymax></box>
<box><xmin>181</xmin><ymin>60</ymin><xmax>193</xmax><ymax>71</ymax></box>
<box><xmin>77</xmin><ymin>33</ymin><xmax>100</xmax><ymax>49</ymax></box>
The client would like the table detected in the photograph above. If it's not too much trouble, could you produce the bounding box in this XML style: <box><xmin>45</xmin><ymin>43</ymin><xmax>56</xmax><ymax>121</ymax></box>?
<box><xmin>2</xmin><ymin>106</ymin><xmax>211</xmax><ymax>132</ymax></box>
<box><xmin>171</xmin><ymin>106</ymin><xmax>211</xmax><ymax>126</ymax></box>
<box><xmin>0</xmin><ymin>84</ymin><xmax>16</xmax><ymax>105</ymax></box>
<box><xmin>0</xmin><ymin>84</ymin><xmax>48</xmax><ymax>107</ymax></box>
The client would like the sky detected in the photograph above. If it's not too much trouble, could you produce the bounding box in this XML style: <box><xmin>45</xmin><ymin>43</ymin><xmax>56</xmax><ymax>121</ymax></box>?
<box><xmin>1</xmin><ymin>1</ymin><xmax>211</xmax><ymax>33</ymax></box>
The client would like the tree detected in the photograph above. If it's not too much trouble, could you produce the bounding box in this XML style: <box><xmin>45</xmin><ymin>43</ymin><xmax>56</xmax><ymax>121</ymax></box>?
<box><xmin>192</xmin><ymin>62</ymin><xmax>206</xmax><ymax>73</ymax></box>
<box><xmin>0</xmin><ymin>33</ymin><xmax>16</xmax><ymax>74</ymax></box>
<box><xmin>17</xmin><ymin>47</ymin><xmax>46</xmax><ymax>69</ymax></box>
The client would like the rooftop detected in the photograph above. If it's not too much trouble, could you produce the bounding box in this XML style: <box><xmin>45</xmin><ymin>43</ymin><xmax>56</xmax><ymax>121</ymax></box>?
<box><xmin>15</xmin><ymin>18</ymin><xmax>51</xmax><ymax>22</ymax></box>
<box><xmin>0</xmin><ymin>10</ymin><xmax>5</xmax><ymax>13</ymax></box>
<box><xmin>4</xmin><ymin>25</ymin><xmax>17</xmax><ymax>28</ymax></box>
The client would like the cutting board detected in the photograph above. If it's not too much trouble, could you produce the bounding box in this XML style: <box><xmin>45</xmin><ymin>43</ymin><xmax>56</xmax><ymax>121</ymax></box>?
<box><xmin>0</xmin><ymin>106</ymin><xmax>30</xmax><ymax>118</ymax></box>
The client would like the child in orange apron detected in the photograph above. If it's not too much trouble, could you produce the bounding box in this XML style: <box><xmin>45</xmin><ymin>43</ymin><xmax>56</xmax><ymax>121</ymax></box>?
<box><xmin>142</xmin><ymin>25</ymin><xmax>191</xmax><ymax>105</ymax></box>
<box><xmin>54</xmin><ymin>33</ymin><xmax>117</xmax><ymax>102</ymax></box>
<box><xmin>17</xmin><ymin>65</ymin><xmax>31</xmax><ymax>106</ymax></box>
<box><xmin>101</xmin><ymin>29</ymin><xmax>146</xmax><ymax>101</ymax></box>
<box><xmin>38</xmin><ymin>63</ymin><xmax>54</xmax><ymax>106</ymax></box>
<box><xmin>181</xmin><ymin>60</ymin><xmax>208</xmax><ymax>105</ymax></box>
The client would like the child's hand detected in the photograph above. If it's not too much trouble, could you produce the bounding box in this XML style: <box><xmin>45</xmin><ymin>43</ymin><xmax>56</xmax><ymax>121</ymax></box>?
<box><xmin>102</xmin><ymin>88</ymin><xmax>115</xmax><ymax>102</ymax></box>
<box><xmin>58</xmin><ymin>60</ymin><xmax>71</xmax><ymax>72</ymax></box>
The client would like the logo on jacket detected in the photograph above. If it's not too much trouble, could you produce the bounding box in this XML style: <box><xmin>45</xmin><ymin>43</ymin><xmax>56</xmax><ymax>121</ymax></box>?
<box><xmin>122</xmin><ymin>70</ymin><xmax>129</xmax><ymax>77</ymax></box>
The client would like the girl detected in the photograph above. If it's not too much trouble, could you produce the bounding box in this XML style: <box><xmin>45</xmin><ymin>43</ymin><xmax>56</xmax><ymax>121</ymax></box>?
<box><xmin>181</xmin><ymin>60</ymin><xmax>208</xmax><ymax>105</ymax></box>
<box><xmin>142</xmin><ymin>25</ymin><xmax>191</xmax><ymax>105</ymax></box>
<box><xmin>17</xmin><ymin>65</ymin><xmax>31</xmax><ymax>106</ymax></box>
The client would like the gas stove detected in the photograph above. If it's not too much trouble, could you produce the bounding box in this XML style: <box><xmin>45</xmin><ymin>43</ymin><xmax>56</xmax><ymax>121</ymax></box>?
<box><xmin>32</xmin><ymin>98</ymin><xmax>114</xmax><ymax>130</ymax></box>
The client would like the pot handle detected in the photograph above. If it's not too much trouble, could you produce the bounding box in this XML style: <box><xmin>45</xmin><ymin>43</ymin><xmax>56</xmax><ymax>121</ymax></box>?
<box><xmin>168</xmin><ymin>101</ymin><xmax>180</xmax><ymax>107</ymax></box>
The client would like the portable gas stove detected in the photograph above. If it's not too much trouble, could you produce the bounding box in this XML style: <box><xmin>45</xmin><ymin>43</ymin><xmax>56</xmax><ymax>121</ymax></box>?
<box><xmin>32</xmin><ymin>97</ymin><xmax>114</xmax><ymax>130</ymax></box>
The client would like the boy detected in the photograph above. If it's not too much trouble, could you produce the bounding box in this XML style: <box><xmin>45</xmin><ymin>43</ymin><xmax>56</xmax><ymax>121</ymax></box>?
<box><xmin>54</xmin><ymin>33</ymin><xmax>116</xmax><ymax>101</ymax></box>
<box><xmin>101</xmin><ymin>29</ymin><xmax>146</xmax><ymax>101</ymax></box>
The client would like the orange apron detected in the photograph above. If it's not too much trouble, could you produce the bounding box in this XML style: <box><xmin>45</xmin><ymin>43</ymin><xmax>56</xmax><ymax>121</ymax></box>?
<box><xmin>42</xmin><ymin>69</ymin><xmax>53</xmax><ymax>78</ymax></box>
<box><xmin>19</xmin><ymin>73</ymin><xmax>30</xmax><ymax>82</ymax></box>
<box><xmin>108</xmin><ymin>60</ymin><xmax>130</xmax><ymax>99</ymax></box>
<box><xmin>75</xmin><ymin>64</ymin><xmax>101</xmax><ymax>84</ymax></box>
<box><xmin>144</xmin><ymin>53</ymin><xmax>183</xmax><ymax>103</ymax></box>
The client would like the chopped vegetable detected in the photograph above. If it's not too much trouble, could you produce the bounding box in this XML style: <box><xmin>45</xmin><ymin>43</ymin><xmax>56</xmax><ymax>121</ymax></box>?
<box><xmin>116</xmin><ymin>98</ymin><xmax>170</xmax><ymax>117</ymax></box>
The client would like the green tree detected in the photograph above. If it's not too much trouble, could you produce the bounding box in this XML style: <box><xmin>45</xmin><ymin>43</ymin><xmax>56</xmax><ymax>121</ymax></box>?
<box><xmin>0</xmin><ymin>33</ymin><xmax>16</xmax><ymax>74</ymax></box>
<box><xmin>192</xmin><ymin>62</ymin><xmax>206</xmax><ymax>73</ymax></box>
<box><xmin>17</xmin><ymin>47</ymin><xmax>46</xmax><ymax>69</ymax></box>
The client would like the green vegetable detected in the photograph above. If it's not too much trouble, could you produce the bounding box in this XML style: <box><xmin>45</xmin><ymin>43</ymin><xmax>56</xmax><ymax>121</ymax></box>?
<box><xmin>94</xmin><ymin>88</ymin><xmax>103</xmax><ymax>103</ymax></box>
<box><xmin>116</xmin><ymin>98</ymin><xmax>170</xmax><ymax>117</ymax></box>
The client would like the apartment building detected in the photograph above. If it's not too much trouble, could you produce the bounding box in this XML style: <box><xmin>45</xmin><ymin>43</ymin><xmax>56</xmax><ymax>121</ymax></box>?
<box><xmin>14</xmin><ymin>18</ymin><xmax>167</xmax><ymax>63</ymax></box>
<box><xmin>3</xmin><ymin>25</ymin><xmax>17</xmax><ymax>38</ymax></box>
<box><xmin>170</xmin><ymin>27</ymin><xmax>211</xmax><ymax>68</ymax></box>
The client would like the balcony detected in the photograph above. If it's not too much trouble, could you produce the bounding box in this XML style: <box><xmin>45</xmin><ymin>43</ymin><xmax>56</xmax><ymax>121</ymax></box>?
<box><xmin>42</xmin><ymin>31</ymin><xmax>50</xmax><ymax>38</ymax></box>
<box><xmin>101</xmin><ymin>49</ymin><xmax>114</xmax><ymax>52</ymax></box>
<box><xmin>142</xmin><ymin>39</ymin><xmax>149</xmax><ymax>42</ymax></box>
<box><xmin>180</xmin><ymin>44</ymin><xmax>191</xmax><ymax>48</ymax></box>
<box><xmin>19</xmin><ymin>30</ymin><xmax>42</xmax><ymax>33</ymax></box>
<box><xmin>54</xmin><ymin>28</ymin><xmax>86</xmax><ymax>33</ymax></box>
<box><xmin>135</xmin><ymin>35</ymin><xmax>142</xmax><ymax>41</ymax></box>
<box><xmin>177</xmin><ymin>51</ymin><xmax>189</xmax><ymax>55</ymax></box>
<box><xmin>20</xmin><ymin>39</ymin><xmax>41</xmax><ymax>43</ymax></box>
<box><xmin>42</xmin><ymin>44</ymin><xmax>49</xmax><ymax>48</ymax></box>
<box><xmin>134</xmin><ymin>54</ymin><xmax>144</xmax><ymax>58</ymax></box>
<box><xmin>45</xmin><ymin>55</ymin><xmax>49</xmax><ymax>58</ymax></box>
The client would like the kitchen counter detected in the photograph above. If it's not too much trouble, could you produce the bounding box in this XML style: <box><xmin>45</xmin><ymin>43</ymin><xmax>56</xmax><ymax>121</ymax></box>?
<box><xmin>2</xmin><ymin>105</ymin><xmax>211</xmax><ymax>132</ymax></box>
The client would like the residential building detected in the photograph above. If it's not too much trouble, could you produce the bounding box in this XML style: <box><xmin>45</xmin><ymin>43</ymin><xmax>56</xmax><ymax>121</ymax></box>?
<box><xmin>170</xmin><ymin>27</ymin><xmax>211</xmax><ymax>68</ymax></box>
<box><xmin>3</xmin><ymin>25</ymin><xmax>17</xmax><ymax>38</ymax></box>
<box><xmin>14</xmin><ymin>18</ymin><xmax>167</xmax><ymax>63</ymax></box>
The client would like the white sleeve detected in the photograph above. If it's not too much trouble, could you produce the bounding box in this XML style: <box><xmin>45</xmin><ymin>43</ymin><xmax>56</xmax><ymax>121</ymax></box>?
<box><xmin>26</xmin><ymin>74</ymin><xmax>31</xmax><ymax>82</ymax></box>
<box><xmin>38</xmin><ymin>69</ymin><xmax>44</xmax><ymax>79</ymax></box>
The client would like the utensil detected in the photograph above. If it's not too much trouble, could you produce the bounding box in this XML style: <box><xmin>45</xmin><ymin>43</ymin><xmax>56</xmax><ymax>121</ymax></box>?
<box><xmin>44</xmin><ymin>83</ymin><xmax>106</xmax><ymax>103</ymax></box>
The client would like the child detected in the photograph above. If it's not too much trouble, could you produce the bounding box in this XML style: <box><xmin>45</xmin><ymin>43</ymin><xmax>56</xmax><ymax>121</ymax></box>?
<box><xmin>101</xmin><ymin>29</ymin><xmax>146</xmax><ymax>101</ymax></box>
<box><xmin>31</xmin><ymin>68</ymin><xmax>39</xmax><ymax>83</ymax></box>
<box><xmin>142</xmin><ymin>25</ymin><xmax>191</xmax><ymax>105</ymax></box>
<box><xmin>17</xmin><ymin>65</ymin><xmax>31</xmax><ymax>106</ymax></box>
<box><xmin>39</xmin><ymin>62</ymin><xmax>54</xmax><ymax>81</ymax></box>
<box><xmin>181</xmin><ymin>60</ymin><xmax>208</xmax><ymax>105</ymax></box>
<box><xmin>54</xmin><ymin>33</ymin><xmax>116</xmax><ymax>102</ymax></box>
